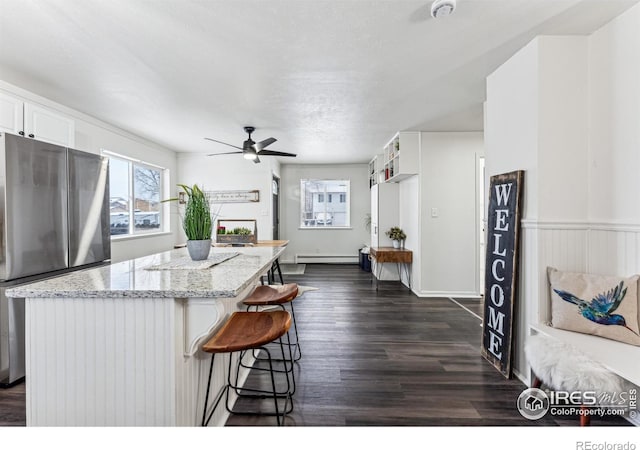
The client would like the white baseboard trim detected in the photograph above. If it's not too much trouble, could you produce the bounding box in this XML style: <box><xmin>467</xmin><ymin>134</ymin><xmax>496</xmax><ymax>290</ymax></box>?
<box><xmin>415</xmin><ymin>290</ymin><xmax>482</xmax><ymax>298</ymax></box>
<box><xmin>279</xmin><ymin>258</ymin><xmax>296</xmax><ymax>265</ymax></box>
<box><xmin>295</xmin><ymin>254</ymin><xmax>358</xmax><ymax>264</ymax></box>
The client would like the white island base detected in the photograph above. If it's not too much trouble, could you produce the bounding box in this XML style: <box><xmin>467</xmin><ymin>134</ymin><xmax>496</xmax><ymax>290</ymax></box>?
<box><xmin>9</xmin><ymin>247</ymin><xmax>285</xmax><ymax>426</ymax></box>
<box><xmin>26</xmin><ymin>292</ymin><xmax>253</xmax><ymax>426</ymax></box>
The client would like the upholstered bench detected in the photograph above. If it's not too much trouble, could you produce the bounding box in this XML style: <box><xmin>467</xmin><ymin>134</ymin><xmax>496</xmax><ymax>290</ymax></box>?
<box><xmin>528</xmin><ymin>267</ymin><xmax>640</xmax><ymax>425</ymax></box>
<box><xmin>525</xmin><ymin>332</ymin><xmax>628</xmax><ymax>426</ymax></box>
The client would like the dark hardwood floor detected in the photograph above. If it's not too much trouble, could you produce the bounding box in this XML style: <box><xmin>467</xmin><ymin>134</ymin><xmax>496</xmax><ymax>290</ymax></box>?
<box><xmin>0</xmin><ymin>264</ymin><xmax>630</xmax><ymax>429</ymax></box>
<box><xmin>227</xmin><ymin>264</ymin><xmax>629</xmax><ymax>427</ymax></box>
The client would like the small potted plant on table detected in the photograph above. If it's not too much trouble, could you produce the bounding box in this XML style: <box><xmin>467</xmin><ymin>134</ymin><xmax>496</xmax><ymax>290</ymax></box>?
<box><xmin>386</xmin><ymin>226</ymin><xmax>406</xmax><ymax>249</ymax></box>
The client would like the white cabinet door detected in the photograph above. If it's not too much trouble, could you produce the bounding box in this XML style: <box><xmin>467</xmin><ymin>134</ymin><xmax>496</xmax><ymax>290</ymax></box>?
<box><xmin>24</xmin><ymin>102</ymin><xmax>75</xmax><ymax>147</ymax></box>
<box><xmin>0</xmin><ymin>91</ymin><xmax>24</xmax><ymax>135</ymax></box>
<box><xmin>377</xmin><ymin>182</ymin><xmax>399</xmax><ymax>247</ymax></box>
<box><xmin>371</xmin><ymin>184</ymin><xmax>379</xmax><ymax>247</ymax></box>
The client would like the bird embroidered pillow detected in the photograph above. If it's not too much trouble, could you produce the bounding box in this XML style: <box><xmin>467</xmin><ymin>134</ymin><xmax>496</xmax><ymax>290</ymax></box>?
<box><xmin>548</xmin><ymin>267</ymin><xmax>640</xmax><ymax>346</ymax></box>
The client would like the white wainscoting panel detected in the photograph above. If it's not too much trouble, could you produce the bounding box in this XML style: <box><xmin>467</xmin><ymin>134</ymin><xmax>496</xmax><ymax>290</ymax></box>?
<box><xmin>516</xmin><ymin>220</ymin><xmax>640</xmax><ymax>389</ymax></box>
<box><xmin>516</xmin><ymin>221</ymin><xmax>589</xmax><ymax>384</ymax></box>
<box><xmin>25</xmin><ymin>282</ymin><xmax>259</xmax><ymax>426</ymax></box>
<box><xmin>26</xmin><ymin>297</ymin><xmax>174</xmax><ymax>426</ymax></box>
<box><xmin>588</xmin><ymin>225</ymin><xmax>640</xmax><ymax>276</ymax></box>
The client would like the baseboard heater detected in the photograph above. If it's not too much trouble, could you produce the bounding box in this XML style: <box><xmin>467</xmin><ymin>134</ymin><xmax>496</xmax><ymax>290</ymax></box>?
<box><xmin>295</xmin><ymin>254</ymin><xmax>358</xmax><ymax>264</ymax></box>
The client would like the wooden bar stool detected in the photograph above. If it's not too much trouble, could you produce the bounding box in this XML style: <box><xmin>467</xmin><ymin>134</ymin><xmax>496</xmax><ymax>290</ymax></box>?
<box><xmin>201</xmin><ymin>310</ymin><xmax>293</xmax><ymax>426</ymax></box>
<box><xmin>243</xmin><ymin>284</ymin><xmax>302</xmax><ymax>362</ymax></box>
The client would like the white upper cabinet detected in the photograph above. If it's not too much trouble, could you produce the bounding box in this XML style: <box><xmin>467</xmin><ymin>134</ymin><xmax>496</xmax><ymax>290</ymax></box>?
<box><xmin>24</xmin><ymin>103</ymin><xmax>75</xmax><ymax>147</ymax></box>
<box><xmin>0</xmin><ymin>91</ymin><xmax>24</xmax><ymax>135</ymax></box>
<box><xmin>0</xmin><ymin>91</ymin><xmax>75</xmax><ymax>147</ymax></box>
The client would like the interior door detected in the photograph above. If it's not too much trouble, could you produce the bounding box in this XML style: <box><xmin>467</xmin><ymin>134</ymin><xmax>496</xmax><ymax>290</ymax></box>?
<box><xmin>370</xmin><ymin>184</ymin><xmax>378</xmax><ymax>247</ymax></box>
<box><xmin>272</xmin><ymin>176</ymin><xmax>280</xmax><ymax>240</ymax></box>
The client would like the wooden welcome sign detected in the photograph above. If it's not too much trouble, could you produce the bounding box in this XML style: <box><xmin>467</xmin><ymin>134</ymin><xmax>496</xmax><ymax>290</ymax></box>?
<box><xmin>481</xmin><ymin>170</ymin><xmax>524</xmax><ymax>379</ymax></box>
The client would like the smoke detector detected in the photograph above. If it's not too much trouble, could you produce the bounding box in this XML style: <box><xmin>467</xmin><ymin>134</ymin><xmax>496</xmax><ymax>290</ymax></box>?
<box><xmin>431</xmin><ymin>0</ymin><xmax>456</xmax><ymax>18</ymax></box>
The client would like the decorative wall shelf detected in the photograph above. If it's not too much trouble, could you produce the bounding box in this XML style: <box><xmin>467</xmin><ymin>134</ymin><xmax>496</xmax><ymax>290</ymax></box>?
<box><xmin>368</xmin><ymin>154</ymin><xmax>384</xmax><ymax>188</ymax></box>
<box><xmin>382</xmin><ymin>132</ymin><xmax>419</xmax><ymax>182</ymax></box>
<box><xmin>206</xmin><ymin>190</ymin><xmax>259</xmax><ymax>203</ymax></box>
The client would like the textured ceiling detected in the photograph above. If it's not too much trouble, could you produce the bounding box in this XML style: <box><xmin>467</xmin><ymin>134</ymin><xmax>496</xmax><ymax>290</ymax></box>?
<box><xmin>0</xmin><ymin>0</ymin><xmax>637</xmax><ymax>163</ymax></box>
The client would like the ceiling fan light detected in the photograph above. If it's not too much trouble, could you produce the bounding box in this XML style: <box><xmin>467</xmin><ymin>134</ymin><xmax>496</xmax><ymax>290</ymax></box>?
<box><xmin>244</xmin><ymin>152</ymin><xmax>257</xmax><ymax>160</ymax></box>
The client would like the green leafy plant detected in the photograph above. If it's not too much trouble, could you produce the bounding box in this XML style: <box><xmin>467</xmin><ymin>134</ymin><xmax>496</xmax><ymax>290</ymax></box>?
<box><xmin>164</xmin><ymin>184</ymin><xmax>212</xmax><ymax>240</ymax></box>
<box><xmin>181</xmin><ymin>184</ymin><xmax>212</xmax><ymax>240</ymax></box>
<box><xmin>364</xmin><ymin>213</ymin><xmax>371</xmax><ymax>231</ymax></box>
<box><xmin>385</xmin><ymin>226</ymin><xmax>406</xmax><ymax>241</ymax></box>
<box><xmin>232</xmin><ymin>227</ymin><xmax>253</xmax><ymax>235</ymax></box>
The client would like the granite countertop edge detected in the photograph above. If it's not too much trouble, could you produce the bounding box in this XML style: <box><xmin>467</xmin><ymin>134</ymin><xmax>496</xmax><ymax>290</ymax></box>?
<box><xmin>6</xmin><ymin>247</ymin><xmax>282</xmax><ymax>299</ymax></box>
<box><xmin>7</xmin><ymin>288</ymin><xmax>238</xmax><ymax>299</ymax></box>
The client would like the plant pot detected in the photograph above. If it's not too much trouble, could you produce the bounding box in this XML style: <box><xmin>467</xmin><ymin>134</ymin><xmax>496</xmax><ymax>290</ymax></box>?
<box><xmin>186</xmin><ymin>239</ymin><xmax>211</xmax><ymax>261</ymax></box>
<box><xmin>216</xmin><ymin>234</ymin><xmax>256</xmax><ymax>245</ymax></box>
<box><xmin>392</xmin><ymin>240</ymin><xmax>400</xmax><ymax>249</ymax></box>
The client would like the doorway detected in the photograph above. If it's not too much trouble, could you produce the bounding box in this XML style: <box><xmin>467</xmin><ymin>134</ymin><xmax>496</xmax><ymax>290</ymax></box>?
<box><xmin>272</xmin><ymin>175</ymin><xmax>280</xmax><ymax>240</ymax></box>
<box><xmin>478</xmin><ymin>156</ymin><xmax>486</xmax><ymax>297</ymax></box>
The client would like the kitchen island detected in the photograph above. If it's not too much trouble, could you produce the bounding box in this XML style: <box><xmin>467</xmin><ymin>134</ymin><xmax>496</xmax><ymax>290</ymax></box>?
<box><xmin>5</xmin><ymin>245</ymin><xmax>285</xmax><ymax>426</ymax></box>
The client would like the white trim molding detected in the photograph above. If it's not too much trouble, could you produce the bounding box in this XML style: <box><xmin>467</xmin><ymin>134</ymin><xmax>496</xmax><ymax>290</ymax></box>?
<box><xmin>415</xmin><ymin>290</ymin><xmax>481</xmax><ymax>299</ymax></box>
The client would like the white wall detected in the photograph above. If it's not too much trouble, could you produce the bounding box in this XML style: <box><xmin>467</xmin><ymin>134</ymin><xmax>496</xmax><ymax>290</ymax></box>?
<box><xmin>0</xmin><ymin>80</ymin><xmax>179</xmax><ymax>263</ymax></box>
<box><xmin>484</xmin><ymin>2</ymin><xmax>640</xmax><ymax>383</ymax></box>
<box><xmin>485</xmin><ymin>40</ymin><xmax>539</xmax><ymax>221</ymax></box>
<box><xmin>176</xmin><ymin>153</ymin><xmax>280</xmax><ymax>244</ymax></box>
<box><xmin>588</xmin><ymin>3</ymin><xmax>640</xmax><ymax>224</ymax></box>
<box><xmin>398</xmin><ymin>175</ymin><xmax>419</xmax><ymax>288</ymax></box>
<box><xmin>419</xmin><ymin>132</ymin><xmax>483</xmax><ymax>297</ymax></box>
<box><xmin>486</xmin><ymin>36</ymin><xmax>591</xmax><ymax>381</ymax></box>
<box><xmin>537</xmin><ymin>37</ymin><xmax>589</xmax><ymax>222</ymax></box>
<box><xmin>280</xmin><ymin>164</ymin><xmax>369</xmax><ymax>264</ymax></box>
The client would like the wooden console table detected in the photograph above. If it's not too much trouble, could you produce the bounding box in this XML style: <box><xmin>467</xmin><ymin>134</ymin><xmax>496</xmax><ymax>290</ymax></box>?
<box><xmin>369</xmin><ymin>247</ymin><xmax>413</xmax><ymax>290</ymax></box>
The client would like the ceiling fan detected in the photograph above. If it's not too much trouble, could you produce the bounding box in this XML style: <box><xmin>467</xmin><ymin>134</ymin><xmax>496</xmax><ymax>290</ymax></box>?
<box><xmin>205</xmin><ymin>126</ymin><xmax>296</xmax><ymax>164</ymax></box>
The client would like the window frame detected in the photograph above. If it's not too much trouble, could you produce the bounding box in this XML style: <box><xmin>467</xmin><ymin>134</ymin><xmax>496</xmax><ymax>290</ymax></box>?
<box><xmin>102</xmin><ymin>150</ymin><xmax>167</xmax><ymax>238</ymax></box>
<box><xmin>299</xmin><ymin>179</ymin><xmax>351</xmax><ymax>229</ymax></box>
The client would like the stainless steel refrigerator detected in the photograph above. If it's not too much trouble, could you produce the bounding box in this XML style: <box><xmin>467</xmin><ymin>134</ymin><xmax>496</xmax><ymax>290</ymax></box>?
<box><xmin>0</xmin><ymin>132</ymin><xmax>110</xmax><ymax>387</ymax></box>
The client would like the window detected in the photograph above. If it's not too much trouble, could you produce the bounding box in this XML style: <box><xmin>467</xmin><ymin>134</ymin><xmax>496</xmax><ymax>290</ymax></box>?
<box><xmin>103</xmin><ymin>150</ymin><xmax>165</xmax><ymax>237</ymax></box>
<box><xmin>300</xmin><ymin>179</ymin><xmax>350</xmax><ymax>228</ymax></box>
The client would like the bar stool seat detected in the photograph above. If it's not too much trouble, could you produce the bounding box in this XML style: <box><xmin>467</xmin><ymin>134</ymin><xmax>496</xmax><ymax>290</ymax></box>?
<box><xmin>243</xmin><ymin>284</ymin><xmax>299</xmax><ymax>306</ymax></box>
<box><xmin>243</xmin><ymin>283</ymin><xmax>302</xmax><ymax>364</ymax></box>
<box><xmin>201</xmin><ymin>310</ymin><xmax>293</xmax><ymax>426</ymax></box>
<box><xmin>203</xmin><ymin>310</ymin><xmax>291</xmax><ymax>353</ymax></box>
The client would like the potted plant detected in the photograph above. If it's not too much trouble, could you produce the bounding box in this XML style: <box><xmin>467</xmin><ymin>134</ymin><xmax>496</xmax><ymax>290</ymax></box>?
<box><xmin>216</xmin><ymin>221</ymin><xmax>258</xmax><ymax>245</ymax></box>
<box><xmin>166</xmin><ymin>184</ymin><xmax>213</xmax><ymax>260</ymax></box>
<box><xmin>385</xmin><ymin>226</ymin><xmax>406</xmax><ymax>249</ymax></box>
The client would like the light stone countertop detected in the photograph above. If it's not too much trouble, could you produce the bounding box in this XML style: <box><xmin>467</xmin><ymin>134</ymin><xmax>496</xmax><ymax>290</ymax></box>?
<box><xmin>6</xmin><ymin>246</ymin><xmax>285</xmax><ymax>299</ymax></box>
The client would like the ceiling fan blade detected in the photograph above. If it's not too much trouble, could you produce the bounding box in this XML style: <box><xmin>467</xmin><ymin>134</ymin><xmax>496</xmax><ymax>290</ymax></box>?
<box><xmin>253</xmin><ymin>156</ymin><xmax>261</xmax><ymax>164</ymax></box>
<box><xmin>204</xmin><ymin>137</ymin><xmax>243</xmax><ymax>150</ymax></box>
<box><xmin>257</xmin><ymin>149</ymin><xmax>297</xmax><ymax>157</ymax></box>
<box><xmin>255</xmin><ymin>137</ymin><xmax>276</xmax><ymax>151</ymax></box>
<box><xmin>207</xmin><ymin>151</ymin><xmax>243</xmax><ymax>156</ymax></box>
